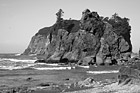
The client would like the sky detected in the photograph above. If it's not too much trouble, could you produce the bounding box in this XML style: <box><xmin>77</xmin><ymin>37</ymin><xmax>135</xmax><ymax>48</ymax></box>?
<box><xmin>0</xmin><ymin>0</ymin><xmax>140</xmax><ymax>53</ymax></box>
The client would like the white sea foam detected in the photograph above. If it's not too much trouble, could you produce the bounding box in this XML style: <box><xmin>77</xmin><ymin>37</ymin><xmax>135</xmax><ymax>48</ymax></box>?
<box><xmin>36</xmin><ymin>63</ymin><xmax>59</xmax><ymax>66</ymax></box>
<box><xmin>32</xmin><ymin>66</ymin><xmax>72</xmax><ymax>70</ymax></box>
<box><xmin>87</xmin><ymin>70</ymin><xmax>119</xmax><ymax>74</ymax></box>
<box><xmin>29</xmin><ymin>54</ymin><xmax>37</xmax><ymax>56</ymax></box>
<box><xmin>0</xmin><ymin>58</ymin><xmax>36</xmax><ymax>63</ymax></box>
<box><xmin>0</xmin><ymin>57</ymin><xmax>76</xmax><ymax>70</ymax></box>
<box><xmin>15</xmin><ymin>53</ymin><xmax>21</xmax><ymax>56</ymax></box>
<box><xmin>45</xmin><ymin>63</ymin><xmax>59</xmax><ymax>66</ymax></box>
<box><xmin>0</xmin><ymin>61</ymin><xmax>74</xmax><ymax>70</ymax></box>
<box><xmin>0</xmin><ymin>63</ymin><xmax>35</xmax><ymax>70</ymax></box>
<box><xmin>77</xmin><ymin>65</ymin><xmax>89</xmax><ymax>68</ymax></box>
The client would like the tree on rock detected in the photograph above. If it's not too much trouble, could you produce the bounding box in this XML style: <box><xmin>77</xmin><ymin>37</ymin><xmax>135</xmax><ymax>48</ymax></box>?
<box><xmin>56</xmin><ymin>9</ymin><xmax>64</xmax><ymax>22</ymax></box>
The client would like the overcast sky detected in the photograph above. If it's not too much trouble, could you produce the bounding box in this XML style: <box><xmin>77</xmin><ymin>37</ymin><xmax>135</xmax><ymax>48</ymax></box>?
<box><xmin>0</xmin><ymin>0</ymin><xmax>140</xmax><ymax>53</ymax></box>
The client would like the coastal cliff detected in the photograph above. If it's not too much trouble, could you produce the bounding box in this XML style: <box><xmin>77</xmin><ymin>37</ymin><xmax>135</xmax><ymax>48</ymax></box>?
<box><xmin>23</xmin><ymin>9</ymin><xmax>132</xmax><ymax>65</ymax></box>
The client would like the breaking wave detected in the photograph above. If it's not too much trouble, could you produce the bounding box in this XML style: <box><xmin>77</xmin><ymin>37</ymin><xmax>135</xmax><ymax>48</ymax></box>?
<box><xmin>0</xmin><ymin>58</ymin><xmax>73</xmax><ymax>70</ymax></box>
<box><xmin>87</xmin><ymin>70</ymin><xmax>119</xmax><ymax>74</ymax></box>
<box><xmin>14</xmin><ymin>53</ymin><xmax>21</xmax><ymax>56</ymax></box>
<box><xmin>0</xmin><ymin>58</ymin><xmax>118</xmax><ymax>71</ymax></box>
<box><xmin>32</xmin><ymin>66</ymin><xmax>73</xmax><ymax>70</ymax></box>
<box><xmin>0</xmin><ymin>58</ymin><xmax>36</xmax><ymax>63</ymax></box>
<box><xmin>0</xmin><ymin>58</ymin><xmax>35</xmax><ymax>70</ymax></box>
<box><xmin>77</xmin><ymin>65</ymin><xmax>89</xmax><ymax>68</ymax></box>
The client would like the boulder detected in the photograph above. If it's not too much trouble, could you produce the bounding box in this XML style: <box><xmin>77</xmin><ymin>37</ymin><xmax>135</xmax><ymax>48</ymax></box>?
<box><xmin>77</xmin><ymin>56</ymin><xmax>95</xmax><ymax>66</ymax></box>
<box><xmin>34</xmin><ymin>59</ymin><xmax>46</xmax><ymax>63</ymax></box>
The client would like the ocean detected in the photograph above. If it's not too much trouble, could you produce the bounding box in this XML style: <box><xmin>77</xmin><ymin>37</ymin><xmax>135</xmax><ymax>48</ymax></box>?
<box><xmin>0</xmin><ymin>53</ymin><xmax>72</xmax><ymax>70</ymax></box>
<box><xmin>0</xmin><ymin>53</ymin><xmax>119</xmax><ymax>91</ymax></box>
<box><xmin>0</xmin><ymin>53</ymin><xmax>88</xmax><ymax>89</ymax></box>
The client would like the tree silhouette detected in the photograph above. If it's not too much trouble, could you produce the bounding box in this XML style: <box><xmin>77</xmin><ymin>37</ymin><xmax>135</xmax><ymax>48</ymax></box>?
<box><xmin>56</xmin><ymin>9</ymin><xmax>64</xmax><ymax>22</ymax></box>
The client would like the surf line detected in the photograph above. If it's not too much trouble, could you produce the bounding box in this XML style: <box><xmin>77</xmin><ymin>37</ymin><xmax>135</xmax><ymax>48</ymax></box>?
<box><xmin>87</xmin><ymin>70</ymin><xmax>119</xmax><ymax>74</ymax></box>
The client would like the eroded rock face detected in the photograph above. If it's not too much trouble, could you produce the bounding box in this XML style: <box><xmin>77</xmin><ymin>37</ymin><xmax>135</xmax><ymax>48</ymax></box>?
<box><xmin>118</xmin><ymin>57</ymin><xmax>140</xmax><ymax>86</ymax></box>
<box><xmin>80</xmin><ymin>9</ymin><xmax>105</xmax><ymax>38</ymax></box>
<box><xmin>23</xmin><ymin>9</ymin><xmax>132</xmax><ymax>65</ymax></box>
<box><xmin>23</xmin><ymin>35</ymin><xmax>49</xmax><ymax>55</ymax></box>
<box><xmin>118</xmin><ymin>62</ymin><xmax>140</xmax><ymax>85</ymax></box>
<box><xmin>98</xmin><ymin>14</ymin><xmax>132</xmax><ymax>65</ymax></box>
<box><xmin>48</xmin><ymin>29</ymin><xmax>101</xmax><ymax>63</ymax></box>
<box><xmin>23</xmin><ymin>19</ymin><xmax>80</xmax><ymax>56</ymax></box>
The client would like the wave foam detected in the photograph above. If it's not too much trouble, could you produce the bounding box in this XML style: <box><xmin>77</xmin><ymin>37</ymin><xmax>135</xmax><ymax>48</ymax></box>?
<box><xmin>87</xmin><ymin>70</ymin><xmax>119</xmax><ymax>74</ymax></box>
<box><xmin>77</xmin><ymin>65</ymin><xmax>89</xmax><ymax>68</ymax></box>
<box><xmin>0</xmin><ymin>61</ymin><xmax>74</xmax><ymax>70</ymax></box>
<box><xmin>15</xmin><ymin>53</ymin><xmax>21</xmax><ymax>56</ymax></box>
<box><xmin>32</xmin><ymin>66</ymin><xmax>72</xmax><ymax>70</ymax></box>
<box><xmin>36</xmin><ymin>63</ymin><xmax>59</xmax><ymax>66</ymax></box>
<box><xmin>0</xmin><ymin>64</ymin><xmax>35</xmax><ymax>70</ymax></box>
<box><xmin>0</xmin><ymin>58</ymin><xmax>36</xmax><ymax>63</ymax></box>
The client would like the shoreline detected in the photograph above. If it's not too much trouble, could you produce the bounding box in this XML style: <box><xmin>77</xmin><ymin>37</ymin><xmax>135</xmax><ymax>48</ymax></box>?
<box><xmin>0</xmin><ymin>66</ymin><xmax>119</xmax><ymax>93</ymax></box>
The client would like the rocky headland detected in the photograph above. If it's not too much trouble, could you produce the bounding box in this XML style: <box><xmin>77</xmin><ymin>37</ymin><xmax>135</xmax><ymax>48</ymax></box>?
<box><xmin>23</xmin><ymin>9</ymin><xmax>132</xmax><ymax>66</ymax></box>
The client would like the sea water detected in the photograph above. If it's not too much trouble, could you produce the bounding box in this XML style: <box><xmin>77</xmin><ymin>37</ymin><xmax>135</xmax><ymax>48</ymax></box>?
<box><xmin>0</xmin><ymin>53</ymin><xmax>119</xmax><ymax>89</ymax></box>
<box><xmin>0</xmin><ymin>53</ymin><xmax>120</xmax><ymax>72</ymax></box>
<box><xmin>0</xmin><ymin>53</ymin><xmax>73</xmax><ymax>70</ymax></box>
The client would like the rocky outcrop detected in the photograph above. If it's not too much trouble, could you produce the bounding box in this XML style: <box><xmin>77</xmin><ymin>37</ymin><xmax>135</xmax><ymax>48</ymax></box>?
<box><xmin>118</xmin><ymin>59</ymin><xmax>140</xmax><ymax>86</ymax></box>
<box><xmin>77</xmin><ymin>77</ymin><xmax>101</xmax><ymax>88</ymax></box>
<box><xmin>23</xmin><ymin>19</ymin><xmax>80</xmax><ymax>55</ymax></box>
<box><xmin>23</xmin><ymin>9</ymin><xmax>132</xmax><ymax>65</ymax></box>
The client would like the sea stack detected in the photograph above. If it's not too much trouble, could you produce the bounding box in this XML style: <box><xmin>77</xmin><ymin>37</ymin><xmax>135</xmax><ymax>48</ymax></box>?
<box><xmin>23</xmin><ymin>9</ymin><xmax>132</xmax><ymax>66</ymax></box>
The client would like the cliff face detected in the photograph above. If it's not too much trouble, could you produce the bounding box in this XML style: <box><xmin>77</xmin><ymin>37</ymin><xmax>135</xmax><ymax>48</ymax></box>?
<box><xmin>23</xmin><ymin>19</ymin><xmax>80</xmax><ymax>55</ymax></box>
<box><xmin>23</xmin><ymin>9</ymin><xmax>132</xmax><ymax>65</ymax></box>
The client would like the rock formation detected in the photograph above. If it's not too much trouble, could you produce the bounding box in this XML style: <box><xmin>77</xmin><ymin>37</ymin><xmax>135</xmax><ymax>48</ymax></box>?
<box><xmin>23</xmin><ymin>9</ymin><xmax>132</xmax><ymax>65</ymax></box>
<box><xmin>118</xmin><ymin>60</ymin><xmax>140</xmax><ymax>86</ymax></box>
